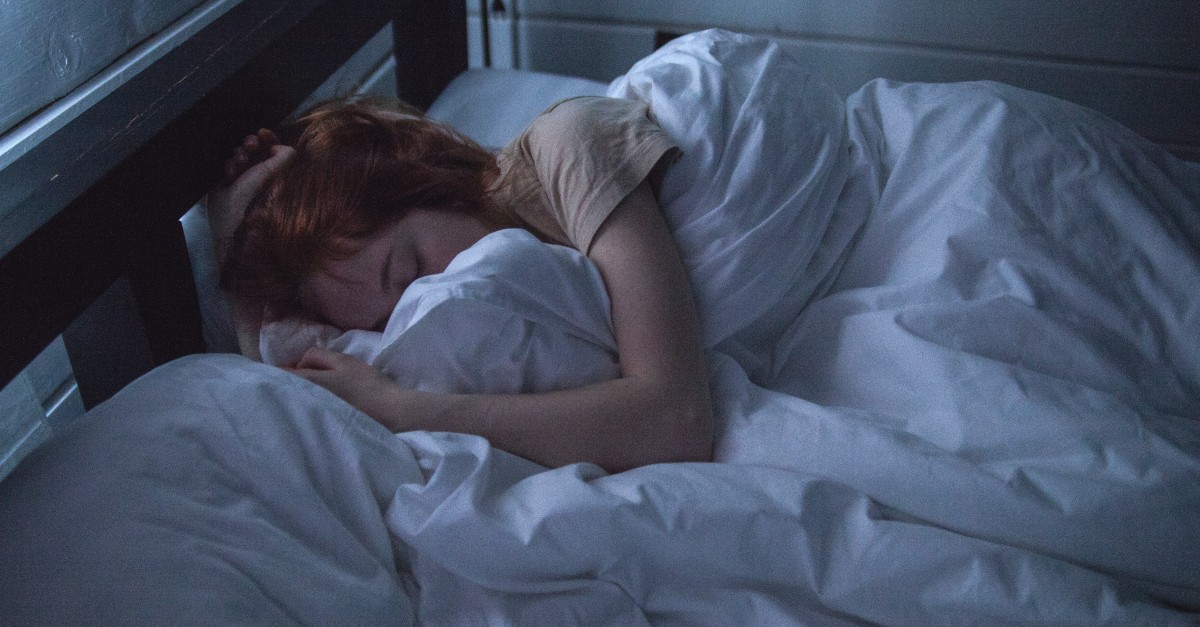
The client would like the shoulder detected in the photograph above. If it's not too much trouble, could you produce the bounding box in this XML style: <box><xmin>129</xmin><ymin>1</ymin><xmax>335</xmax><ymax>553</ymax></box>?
<box><xmin>523</xmin><ymin>96</ymin><xmax>659</xmax><ymax>145</ymax></box>
<box><xmin>493</xmin><ymin>97</ymin><xmax>679</xmax><ymax>252</ymax></box>
<box><xmin>539</xmin><ymin>96</ymin><xmax>653</xmax><ymax>124</ymax></box>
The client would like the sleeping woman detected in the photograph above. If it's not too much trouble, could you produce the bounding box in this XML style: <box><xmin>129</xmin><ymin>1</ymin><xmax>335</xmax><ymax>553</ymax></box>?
<box><xmin>208</xmin><ymin>96</ymin><xmax>714</xmax><ymax>473</ymax></box>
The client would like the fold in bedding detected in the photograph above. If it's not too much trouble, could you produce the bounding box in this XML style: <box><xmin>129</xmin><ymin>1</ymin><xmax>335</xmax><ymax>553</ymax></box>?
<box><xmin>2</xmin><ymin>352</ymin><xmax>1191</xmax><ymax>624</ymax></box>
<box><xmin>2</xmin><ymin>29</ymin><xmax>1198</xmax><ymax>625</ymax></box>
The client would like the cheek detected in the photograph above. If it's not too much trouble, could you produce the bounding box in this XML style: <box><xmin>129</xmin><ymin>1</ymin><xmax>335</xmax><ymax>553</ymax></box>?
<box><xmin>372</xmin><ymin>289</ymin><xmax>403</xmax><ymax>321</ymax></box>
<box><xmin>308</xmin><ymin>282</ymin><xmax>392</xmax><ymax>331</ymax></box>
<box><xmin>418</xmin><ymin>240</ymin><xmax>462</xmax><ymax>276</ymax></box>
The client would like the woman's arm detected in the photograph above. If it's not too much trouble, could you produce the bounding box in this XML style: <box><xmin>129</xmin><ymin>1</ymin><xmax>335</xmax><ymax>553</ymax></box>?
<box><xmin>293</xmin><ymin>182</ymin><xmax>714</xmax><ymax>472</ymax></box>
<box><xmin>206</xmin><ymin>130</ymin><xmax>294</xmax><ymax>360</ymax></box>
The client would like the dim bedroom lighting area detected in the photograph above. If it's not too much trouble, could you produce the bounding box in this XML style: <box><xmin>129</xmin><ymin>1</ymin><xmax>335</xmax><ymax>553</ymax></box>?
<box><xmin>0</xmin><ymin>0</ymin><xmax>1198</xmax><ymax>624</ymax></box>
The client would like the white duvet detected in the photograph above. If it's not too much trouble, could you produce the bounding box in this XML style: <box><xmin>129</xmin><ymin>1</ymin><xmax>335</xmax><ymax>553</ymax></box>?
<box><xmin>3</xmin><ymin>30</ymin><xmax>1199</xmax><ymax>625</ymax></box>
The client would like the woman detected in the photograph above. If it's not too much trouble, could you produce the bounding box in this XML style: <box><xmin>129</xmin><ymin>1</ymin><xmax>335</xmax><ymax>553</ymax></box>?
<box><xmin>208</xmin><ymin>96</ymin><xmax>713</xmax><ymax>472</ymax></box>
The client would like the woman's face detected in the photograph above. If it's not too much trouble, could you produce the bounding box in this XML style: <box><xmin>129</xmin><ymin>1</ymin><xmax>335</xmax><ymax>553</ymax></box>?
<box><xmin>303</xmin><ymin>209</ymin><xmax>489</xmax><ymax>331</ymax></box>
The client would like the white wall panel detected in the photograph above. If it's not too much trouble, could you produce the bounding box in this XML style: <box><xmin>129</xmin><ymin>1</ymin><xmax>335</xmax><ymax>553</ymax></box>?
<box><xmin>516</xmin><ymin>20</ymin><xmax>649</xmax><ymax>83</ymax></box>
<box><xmin>498</xmin><ymin>0</ymin><xmax>1200</xmax><ymax>160</ymax></box>
<box><xmin>513</xmin><ymin>0</ymin><xmax>1198</xmax><ymax>69</ymax></box>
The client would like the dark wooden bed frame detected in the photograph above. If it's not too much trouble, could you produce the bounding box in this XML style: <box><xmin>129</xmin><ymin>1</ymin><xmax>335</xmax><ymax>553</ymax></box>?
<box><xmin>0</xmin><ymin>0</ymin><xmax>466</xmax><ymax>405</ymax></box>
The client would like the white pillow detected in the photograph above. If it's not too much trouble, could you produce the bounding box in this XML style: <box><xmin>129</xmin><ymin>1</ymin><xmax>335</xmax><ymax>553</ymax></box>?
<box><xmin>426</xmin><ymin>68</ymin><xmax>609</xmax><ymax>151</ymax></box>
<box><xmin>261</xmin><ymin>229</ymin><xmax>619</xmax><ymax>394</ymax></box>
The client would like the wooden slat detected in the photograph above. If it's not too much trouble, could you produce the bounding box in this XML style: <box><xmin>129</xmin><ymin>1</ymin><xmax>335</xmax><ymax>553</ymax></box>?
<box><xmin>394</xmin><ymin>0</ymin><xmax>469</xmax><ymax>110</ymax></box>
<box><xmin>0</xmin><ymin>0</ymin><xmax>396</xmax><ymax>396</ymax></box>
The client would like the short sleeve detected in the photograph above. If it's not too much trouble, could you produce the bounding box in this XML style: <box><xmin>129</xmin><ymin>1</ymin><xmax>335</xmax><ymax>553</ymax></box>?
<box><xmin>510</xmin><ymin>96</ymin><xmax>679</xmax><ymax>253</ymax></box>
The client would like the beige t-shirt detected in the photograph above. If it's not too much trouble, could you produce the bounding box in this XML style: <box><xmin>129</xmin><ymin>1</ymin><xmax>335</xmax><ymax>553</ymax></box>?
<box><xmin>486</xmin><ymin>96</ymin><xmax>679</xmax><ymax>253</ymax></box>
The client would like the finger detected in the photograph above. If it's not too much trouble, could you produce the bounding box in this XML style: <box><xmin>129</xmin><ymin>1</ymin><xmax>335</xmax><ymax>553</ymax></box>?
<box><xmin>286</xmin><ymin>367</ymin><xmax>326</xmax><ymax>384</ymax></box>
<box><xmin>243</xmin><ymin>130</ymin><xmax>282</xmax><ymax>162</ymax></box>
<box><xmin>233</xmin><ymin>146</ymin><xmax>249</xmax><ymax>164</ymax></box>
<box><xmin>294</xmin><ymin>345</ymin><xmax>341</xmax><ymax>370</ymax></box>
<box><xmin>286</xmin><ymin>368</ymin><xmax>345</xmax><ymax>396</ymax></box>
<box><xmin>232</xmin><ymin>145</ymin><xmax>295</xmax><ymax>193</ymax></box>
<box><xmin>264</xmin><ymin>143</ymin><xmax>295</xmax><ymax>165</ymax></box>
<box><xmin>255</xmin><ymin>144</ymin><xmax>295</xmax><ymax>176</ymax></box>
<box><xmin>223</xmin><ymin>149</ymin><xmax>252</xmax><ymax>186</ymax></box>
<box><xmin>256</xmin><ymin>128</ymin><xmax>279</xmax><ymax>146</ymax></box>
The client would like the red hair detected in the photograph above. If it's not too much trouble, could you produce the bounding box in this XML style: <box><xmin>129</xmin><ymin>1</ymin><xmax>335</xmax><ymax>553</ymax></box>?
<box><xmin>220</xmin><ymin>96</ymin><xmax>502</xmax><ymax>319</ymax></box>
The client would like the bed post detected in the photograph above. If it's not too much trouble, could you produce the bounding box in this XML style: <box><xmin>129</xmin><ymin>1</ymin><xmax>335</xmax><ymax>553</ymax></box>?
<box><xmin>392</xmin><ymin>0</ymin><xmax>469</xmax><ymax>110</ymax></box>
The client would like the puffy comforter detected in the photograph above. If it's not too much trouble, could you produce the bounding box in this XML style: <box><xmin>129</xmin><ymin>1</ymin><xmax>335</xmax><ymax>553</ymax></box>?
<box><xmin>2</xmin><ymin>29</ymin><xmax>1198</xmax><ymax>625</ymax></box>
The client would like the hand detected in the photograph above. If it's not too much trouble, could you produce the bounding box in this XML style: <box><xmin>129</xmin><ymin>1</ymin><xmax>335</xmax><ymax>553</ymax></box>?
<box><xmin>288</xmin><ymin>346</ymin><xmax>411</xmax><ymax>430</ymax></box>
<box><xmin>222</xmin><ymin>128</ymin><xmax>283</xmax><ymax>186</ymax></box>
<box><xmin>207</xmin><ymin>129</ymin><xmax>295</xmax><ymax>245</ymax></box>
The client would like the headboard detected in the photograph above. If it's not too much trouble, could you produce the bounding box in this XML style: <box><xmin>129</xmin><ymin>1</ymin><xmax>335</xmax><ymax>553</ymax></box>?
<box><xmin>0</xmin><ymin>0</ymin><xmax>466</xmax><ymax>403</ymax></box>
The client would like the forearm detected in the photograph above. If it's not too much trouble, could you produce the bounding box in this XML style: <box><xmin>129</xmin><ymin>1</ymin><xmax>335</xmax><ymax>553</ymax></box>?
<box><xmin>446</xmin><ymin>181</ymin><xmax>715</xmax><ymax>471</ymax></box>
<box><xmin>231</xmin><ymin>298</ymin><xmax>264</xmax><ymax>361</ymax></box>
<box><xmin>206</xmin><ymin>136</ymin><xmax>293</xmax><ymax>361</ymax></box>
<box><xmin>207</xmin><ymin>203</ymin><xmax>264</xmax><ymax>361</ymax></box>
<box><xmin>362</xmin><ymin>375</ymin><xmax>713</xmax><ymax>472</ymax></box>
<box><xmin>208</xmin><ymin>204</ymin><xmax>264</xmax><ymax>360</ymax></box>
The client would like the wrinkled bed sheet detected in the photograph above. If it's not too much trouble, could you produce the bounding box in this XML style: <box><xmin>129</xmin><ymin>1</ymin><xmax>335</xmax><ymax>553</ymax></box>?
<box><xmin>3</xmin><ymin>29</ymin><xmax>1199</xmax><ymax>625</ymax></box>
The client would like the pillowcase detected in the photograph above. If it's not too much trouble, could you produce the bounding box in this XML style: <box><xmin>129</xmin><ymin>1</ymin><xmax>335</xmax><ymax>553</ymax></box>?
<box><xmin>261</xmin><ymin>229</ymin><xmax>619</xmax><ymax>394</ymax></box>
<box><xmin>426</xmin><ymin>68</ymin><xmax>609</xmax><ymax>151</ymax></box>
